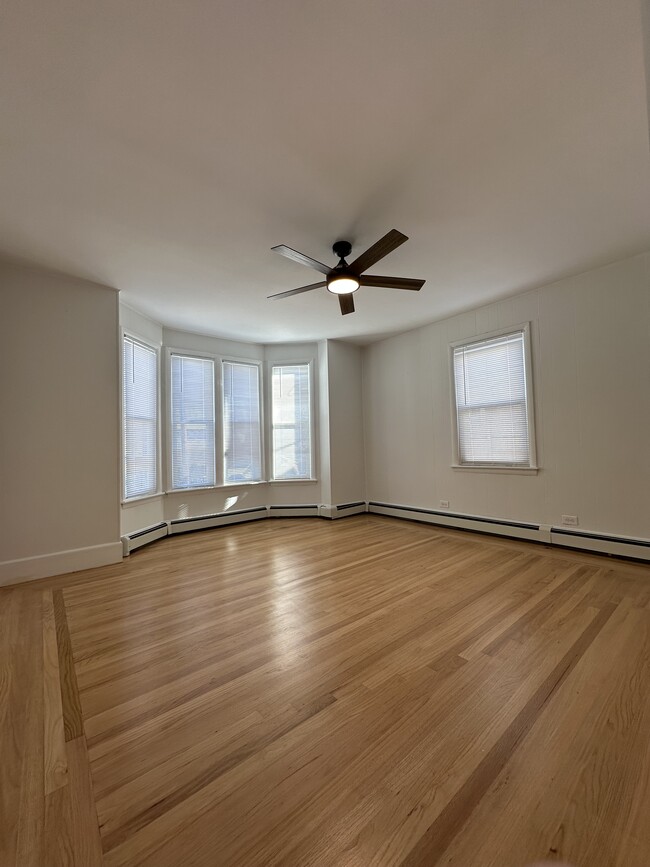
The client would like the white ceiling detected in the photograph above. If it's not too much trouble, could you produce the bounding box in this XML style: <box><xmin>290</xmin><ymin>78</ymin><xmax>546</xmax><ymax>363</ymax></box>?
<box><xmin>1</xmin><ymin>0</ymin><xmax>649</xmax><ymax>344</ymax></box>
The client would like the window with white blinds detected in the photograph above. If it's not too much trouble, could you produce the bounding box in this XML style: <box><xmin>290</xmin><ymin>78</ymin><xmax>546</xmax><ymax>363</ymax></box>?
<box><xmin>170</xmin><ymin>354</ymin><xmax>216</xmax><ymax>489</ymax></box>
<box><xmin>122</xmin><ymin>336</ymin><xmax>158</xmax><ymax>499</ymax></box>
<box><xmin>451</xmin><ymin>327</ymin><xmax>535</xmax><ymax>468</ymax></box>
<box><xmin>271</xmin><ymin>364</ymin><xmax>312</xmax><ymax>480</ymax></box>
<box><xmin>222</xmin><ymin>361</ymin><xmax>262</xmax><ymax>484</ymax></box>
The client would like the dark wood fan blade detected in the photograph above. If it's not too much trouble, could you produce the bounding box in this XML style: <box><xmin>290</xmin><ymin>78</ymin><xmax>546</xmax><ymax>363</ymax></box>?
<box><xmin>267</xmin><ymin>281</ymin><xmax>326</xmax><ymax>300</ymax></box>
<box><xmin>349</xmin><ymin>229</ymin><xmax>408</xmax><ymax>275</ymax></box>
<box><xmin>338</xmin><ymin>293</ymin><xmax>355</xmax><ymax>315</ymax></box>
<box><xmin>272</xmin><ymin>245</ymin><xmax>330</xmax><ymax>275</ymax></box>
<box><xmin>359</xmin><ymin>275</ymin><xmax>424</xmax><ymax>291</ymax></box>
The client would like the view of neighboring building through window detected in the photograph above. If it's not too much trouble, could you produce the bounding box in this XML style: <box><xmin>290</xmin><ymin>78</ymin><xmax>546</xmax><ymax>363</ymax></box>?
<box><xmin>452</xmin><ymin>327</ymin><xmax>535</xmax><ymax>467</ymax></box>
<box><xmin>170</xmin><ymin>354</ymin><xmax>216</xmax><ymax>489</ymax></box>
<box><xmin>222</xmin><ymin>360</ymin><xmax>262</xmax><ymax>483</ymax></box>
<box><xmin>271</xmin><ymin>363</ymin><xmax>312</xmax><ymax>480</ymax></box>
<box><xmin>122</xmin><ymin>336</ymin><xmax>158</xmax><ymax>499</ymax></box>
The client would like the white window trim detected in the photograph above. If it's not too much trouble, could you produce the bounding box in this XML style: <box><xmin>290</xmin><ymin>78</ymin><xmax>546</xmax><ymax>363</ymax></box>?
<box><xmin>267</xmin><ymin>359</ymin><xmax>317</xmax><ymax>483</ymax></box>
<box><xmin>165</xmin><ymin>347</ymin><xmax>268</xmax><ymax>492</ymax></box>
<box><xmin>221</xmin><ymin>357</ymin><xmax>265</xmax><ymax>486</ymax></box>
<box><xmin>120</xmin><ymin>330</ymin><xmax>162</xmax><ymax>503</ymax></box>
<box><xmin>166</xmin><ymin>347</ymin><xmax>218</xmax><ymax>493</ymax></box>
<box><xmin>268</xmin><ymin>478</ymin><xmax>319</xmax><ymax>484</ymax></box>
<box><xmin>448</xmin><ymin>322</ymin><xmax>538</xmax><ymax>472</ymax></box>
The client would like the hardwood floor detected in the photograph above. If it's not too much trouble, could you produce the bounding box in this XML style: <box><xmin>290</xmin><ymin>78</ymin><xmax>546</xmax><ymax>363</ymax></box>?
<box><xmin>2</xmin><ymin>515</ymin><xmax>649</xmax><ymax>866</ymax></box>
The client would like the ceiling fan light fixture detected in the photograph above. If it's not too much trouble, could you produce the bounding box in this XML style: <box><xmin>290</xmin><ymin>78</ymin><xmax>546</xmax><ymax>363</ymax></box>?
<box><xmin>269</xmin><ymin>230</ymin><xmax>424</xmax><ymax>315</ymax></box>
<box><xmin>327</xmin><ymin>275</ymin><xmax>360</xmax><ymax>295</ymax></box>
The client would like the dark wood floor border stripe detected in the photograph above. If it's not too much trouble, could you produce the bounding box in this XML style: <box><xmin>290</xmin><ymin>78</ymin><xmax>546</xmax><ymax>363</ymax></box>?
<box><xmin>399</xmin><ymin>602</ymin><xmax>617</xmax><ymax>867</ymax></box>
<box><xmin>53</xmin><ymin>589</ymin><xmax>84</xmax><ymax>741</ymax></box>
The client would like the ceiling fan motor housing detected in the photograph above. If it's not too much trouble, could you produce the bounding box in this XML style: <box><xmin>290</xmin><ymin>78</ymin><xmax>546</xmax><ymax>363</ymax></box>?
<box><xmin>332</xmin><ymin>240</ymin><xmax>352</xmax><ymax>261</ymax></box>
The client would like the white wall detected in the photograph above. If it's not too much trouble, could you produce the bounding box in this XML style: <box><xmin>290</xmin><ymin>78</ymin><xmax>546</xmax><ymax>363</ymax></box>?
<box><xmin>0</xmin><ymin>261</ymin><xmax>122</xmax><ymax>582</ymax></box>
<box><xmin>363</xmin><ymin>253</ymin><xmax>650</xmax><ymax>539</ymax></box>
<box><xmin>317</xmin><ymin>340</ymin><xmax>332</xmax><ymax>509</ymax></box>
<box><xmin>323</xmin><ymin>340</ymin><xmax>365</xmax><ymax>507</ymax></box>
<box><xmin>643</xmin><ymin>0</ymin><xmax>650</xmax><ymax>144</ymax></box>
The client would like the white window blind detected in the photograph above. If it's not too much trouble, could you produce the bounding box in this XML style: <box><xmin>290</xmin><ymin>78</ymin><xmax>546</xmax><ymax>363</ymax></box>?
<box><xmin>170</xmin><ymin>355</ymin><xmax>216</xmax><ymax>489</ymax></box>
<box><xmin>271</xmin><ymin>364</ymin><xmax>312</xmax><ymax>480</ymax></box>
<box><xmin>222</xmin><ymin>361</ymin><xmax>262</xmax><ymax>484</ymax></box>
<box><xmin>452</xmin><ymin>329</ymin><xmax>533</xmax><ymax>467</ymax></box>
<box><xmin>122</xmin><ymin>336</ymin><xmax>158</xmax><ymax>499</ymax></box>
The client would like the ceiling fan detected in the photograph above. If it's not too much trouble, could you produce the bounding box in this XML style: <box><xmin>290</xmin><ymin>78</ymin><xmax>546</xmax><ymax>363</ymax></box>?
<box><xmin>268</xmin><ymin>229</ymin><xmax>425</xmax><ymax>315</ymax></box>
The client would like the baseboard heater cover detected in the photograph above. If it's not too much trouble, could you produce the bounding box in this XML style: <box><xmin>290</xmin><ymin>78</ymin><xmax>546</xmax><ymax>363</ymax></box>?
<box><xmin>168</xmin><ymin>507</ymin><xmax>268</xmax><ymax>535</ymax></box>
<box><xmin>368</xmin><ymin>502</ymin><xmax>650</xmax><ymax>561</ymax></box>
<box><xmin>550</xmin><ymin>528</ymin><xmax>650</xmax><ymax>560</ymax></box>
<box><xmin>369</xmin><ymin>502</ymin><xmax>540</xmax><ymax>541</ymax></box>
<box><xmin>126</xmin><ymin>502</ymin><xmax>350</xmax><ymax>553</ymax></box>
<box><xmin>268</xmin><ymin>504</ymin><xmax>320</xmax><ymax>517</ymax></box>
<box><xmin>320</xmin><ymin>501</ymin><xmax>367</xmax><ymax>519</ymax></box>
<box><xmin>122</xmin><ymin>522</ymin><xmax>169</xmax><ymax>555</ymax></box>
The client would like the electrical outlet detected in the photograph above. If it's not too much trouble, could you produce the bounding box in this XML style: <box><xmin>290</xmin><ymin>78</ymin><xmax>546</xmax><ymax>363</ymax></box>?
<box><xmin>561</xmin><ymin>514</ymin><xmax>579</xmax><ymax>526</ymax></box>
<box><xmin>440</xmin><ymin>500</ymin><xmax>450</xmax><ymax>509</ymax></box>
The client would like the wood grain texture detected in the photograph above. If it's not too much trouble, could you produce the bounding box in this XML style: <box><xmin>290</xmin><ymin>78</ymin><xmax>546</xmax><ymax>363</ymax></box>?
<box><xmin>53</xmin><ymin>589</ymin><xmax>83</xmax><ymax>741</ymax></box>
<box><xmin>0</xmin><ymin>590</ymin><xmax>45</xmax><ymax>867</ymax></box>
<box><xmin>1</xmin><ymin>516</ymin><xmax>649</xmax><ymax>866</ymax></box>
<box><xmin>43</xmin><ymin>737</ymin><xmax>104</xmax><ymax>867</ymax></box>
<box><xmin>43</xmin><ymin>591</ymin><xmax>68</xmax><ymax>795</ymax></box>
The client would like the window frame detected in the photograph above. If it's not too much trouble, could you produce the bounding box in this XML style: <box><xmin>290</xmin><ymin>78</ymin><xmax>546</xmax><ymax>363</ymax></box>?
<box><xmin>221</xmin><ymin>357</ymin><xmax>265</xmax><ymax>486</ymax></box>
<box><xmin>268</xmin><ymin>359</ymin><xmax>317</xmax><ymax>483</ymax></box>
<box><xmin>448</xmin><ymin>323</ymin><xmax>538</xmax><ymax>473</ymax></box>
<box><xmin>166</xmin><ymin>348</ymin><xmax>218</xmax><ymax>492</ymax></box>
<box><xmin>120</xmin><ymin>330</ymin><xmax>162</xmax><ymax>503</ymax></box>
<box><xmin>164</xmin><ymin>348</ymin><xmax>267</xmax><ymax>492</ymax></box>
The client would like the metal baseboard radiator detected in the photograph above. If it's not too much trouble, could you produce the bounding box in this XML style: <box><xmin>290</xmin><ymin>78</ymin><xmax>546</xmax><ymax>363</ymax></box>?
<box><xmin>168</xmin><ymin>507</ymin><xmax>268</xmax><ymax>535</ymax></box>
<box><xmin>121</xmin><ymin>522</ymin><xmax>169</xmax><ymax>555</ymax></box>
<box><xmin>367</xmin><ymin>502</ymin><xmax>650</xmax><ymax>562</ymax></box>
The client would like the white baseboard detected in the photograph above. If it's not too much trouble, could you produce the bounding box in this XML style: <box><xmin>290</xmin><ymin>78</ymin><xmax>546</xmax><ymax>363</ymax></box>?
<box><xmin>0</xmin><ymin>541</ymin><xmax>124</xmax><ymax>586</ymax></box>
<box><xmin>368</xmin><ymin>501</ymin><xmax>650</xmax><ymax>562</ymax></box>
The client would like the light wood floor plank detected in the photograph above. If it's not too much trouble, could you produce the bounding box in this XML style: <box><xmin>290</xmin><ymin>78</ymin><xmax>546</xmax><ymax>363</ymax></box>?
<box><xmin>42</xmin><ymin>591</ymin><xmax>68</xmax><ymax>795</ymax></box>
<box><xmin>1</xmin><ymin>515</ymin><xmax>649</xmax><ymax>866</ymax></box>
<box><xmin>43</xmin><ymin>736</ymin><xmax>104</xmax><ymax>867</ymax></box>
<box><xmin>0</xmin><ymin>590</ymin><xmax>45</xmax><ymax>867</ymax></box>
<box><xmin>434</xmin><ymin>601</ymin><xmax>650</xmax><ymax>867</ymax></box>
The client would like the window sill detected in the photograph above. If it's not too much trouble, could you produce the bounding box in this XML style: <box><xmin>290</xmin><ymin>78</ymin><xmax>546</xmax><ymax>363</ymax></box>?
<box><xmin>451</xmin><ymin>465</ymin><xmax>539</xmax><ymax>475</ymax></box>
<box><xmin>159</xmin><ymin>478</ymin><xmax>319</xmax><ymax>495</ymax></box>
<box><xmin>268</xmin><ymin>478</ymin><xmax>319</xmax><ymax>484</ymax></box>
<box><xmin>165</xmin><ymin>481</ymin><xmax>267</xmax><ymax>494</ymax></box>
<box><xmin>121</xmin><ymin>492</ymin><xmax>165</xmax><ymax>506</ymax></box>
